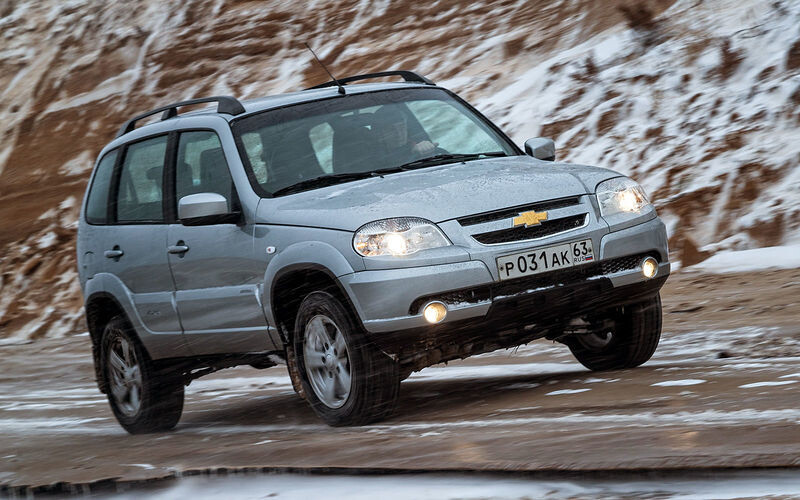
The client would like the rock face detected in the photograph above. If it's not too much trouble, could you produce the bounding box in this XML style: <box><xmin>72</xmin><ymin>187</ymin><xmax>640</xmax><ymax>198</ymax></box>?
<box><xmin>0</xmin><ymin>0</ymin><xmax>798</xmax><ymax>340</ymax></box>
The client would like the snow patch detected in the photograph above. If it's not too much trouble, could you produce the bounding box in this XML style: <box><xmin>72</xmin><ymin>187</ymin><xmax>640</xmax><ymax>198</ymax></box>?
<box><xmin>58</xmin><ymin>151</ymin><xmax>93</xmax><ymax>176</ymax></box>
<box><xmin>651</xmin><ymin>379</ymin><xmax>707</xmax><ymax>387</ymax></box>
<box><xmin>545</xmin><ymin>388</ymin><xmax>591</xmax><ymax>396</ymax></box>
<box><xmin>407</xmin><ymin>362</ymin><xmax>585</xmax><ymax>383</ymax></box>
<box><xmin>92</xmin><ymin>470</ymin><xmax>800</xmax><ymax>500</ymax></box>
<box><xmin>739</xmin><ymin>380</ymin><xmax>797</xmax><ymax>389</ymax></box>
<box><xmin>187</xmin><ymin>375</ymin><xmax>294</xmax><ymax>393</ymax></box>
<box><xmin>689</xmin><ymin>245</ymin><xmax>800</xmax><ymax>273</ymax></box>
<box><xmin>122</xmin><ymin>463</ymin><xmax>157</xmax><ymax>470</ymax></box>
<box><xmin>36</xmin><ymin>231</ymin><xmax>57</xmax><ymax>249</ymax></box>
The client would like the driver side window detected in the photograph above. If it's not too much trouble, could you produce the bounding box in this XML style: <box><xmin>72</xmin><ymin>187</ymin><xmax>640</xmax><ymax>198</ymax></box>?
<box><xmin>175</xmin><ymin>131</ymin><xmax>236</xmax><ymax>212</ymax></box>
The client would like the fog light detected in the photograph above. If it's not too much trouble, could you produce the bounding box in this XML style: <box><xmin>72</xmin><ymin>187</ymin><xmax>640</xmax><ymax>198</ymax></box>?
<box><xmin>423</xmin><ymin>301</ymin><xmax>447</xmax><ymax>324</ymax></box>
<box><xmin>641</xmin><ymin>256</ymin><xmax>658</xmax><ymax>279</ymax></box>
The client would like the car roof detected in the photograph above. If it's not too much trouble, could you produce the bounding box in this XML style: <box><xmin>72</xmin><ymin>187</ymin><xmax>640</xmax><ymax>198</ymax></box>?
<box><xmin>237</xmin><ymin>81</ymin><xmax>432</xmax><ymax>117</ymax></box>
<box><xmin>98</xmin><ymin>80</ymin><xmax>439</xmax><ymax>157</ymax></box>
<box><xmin>118</xmin><ymin>81</ymin><xmax>433</xmax><ymax>136</ymax></box>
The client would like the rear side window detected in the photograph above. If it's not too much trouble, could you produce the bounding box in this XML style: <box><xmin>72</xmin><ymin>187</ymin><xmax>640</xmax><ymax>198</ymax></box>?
<box><xmin>175</xmin><ymin>131</ymin><xmax>235</xmax><ymax>212</ymax></box>
<box><xmin>115</xmin><ymin>135</ymin><xmax>167</xmax><ymax>223</ymax></box>
<box><xmin>85</xmin><ymin>150</ymin><xmax>118</xmax><ymax>224</ymax></box>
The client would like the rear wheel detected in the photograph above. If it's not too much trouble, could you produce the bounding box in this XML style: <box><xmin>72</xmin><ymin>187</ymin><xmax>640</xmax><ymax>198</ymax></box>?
<box><xmin>565</xmin><ymin>294</ymin><xmax>662</xmax><ymax>371</ymax></box>
<box><xmin>294</xmin><ymin>291</ymin><xmax>400</xmax><ymax>426</ymax></box>
<box><xmin>101</xmin><ymin>316</ymin><xmax>184</xmax><ymax>434</ymax></box>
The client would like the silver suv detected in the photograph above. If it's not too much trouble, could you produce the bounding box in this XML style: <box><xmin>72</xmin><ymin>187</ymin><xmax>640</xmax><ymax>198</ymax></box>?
<box><xmin>77</xmin><ymin>71</ymin><xmax>669</xmax><ymax>433</ymax></box>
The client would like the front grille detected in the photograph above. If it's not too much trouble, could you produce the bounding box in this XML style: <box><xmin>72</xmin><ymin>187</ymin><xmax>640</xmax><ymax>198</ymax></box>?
<box><xmin>408</xmin><ymin>253</ymin><xmax>657</xmax><ymax>314</ymax></box>
<box><xmin>457</xmin><ymin>197</ymin><xmax>581</xmax><ymax>227</ymax></box>
<box><xmin>472</xmin><ymin>214</ymin><xmax>586</xmax><ymax>245</ymax></box>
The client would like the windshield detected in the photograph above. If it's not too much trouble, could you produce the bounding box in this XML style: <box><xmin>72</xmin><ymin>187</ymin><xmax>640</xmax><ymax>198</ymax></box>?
<box><xmin>232</xmin><ymin>88</ymin><xmax>520</xmax><ymax>196</ymax></box>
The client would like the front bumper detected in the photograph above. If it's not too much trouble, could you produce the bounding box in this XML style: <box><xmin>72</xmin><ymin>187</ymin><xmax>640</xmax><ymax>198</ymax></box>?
<box><xmin>339</xmin><ymin>216</ymin><xmax>670</xmax><ymax>334</ymax></box>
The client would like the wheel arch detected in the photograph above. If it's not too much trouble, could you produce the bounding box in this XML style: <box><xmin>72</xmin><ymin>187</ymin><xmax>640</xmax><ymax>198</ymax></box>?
<box><xmin>85</xmin><ymin>292</ymin><xmax>134</xmax><ymax>393</ymax></box>
<box><xmin>270</xmin><ymin>264</ymin><xmax>361</xmax><ymax>346</ymax></box>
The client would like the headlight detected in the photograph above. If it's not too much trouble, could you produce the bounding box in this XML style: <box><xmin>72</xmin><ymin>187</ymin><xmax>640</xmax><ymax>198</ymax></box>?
<box><xmin>596</xmin><ymin>177</ymin><xmax>650</xmax><ymax>217</ymax></box>
<box><xmin>353</xmin><ymin>217</ymin><xmax>450</xmax><ymax>257</ymax></box>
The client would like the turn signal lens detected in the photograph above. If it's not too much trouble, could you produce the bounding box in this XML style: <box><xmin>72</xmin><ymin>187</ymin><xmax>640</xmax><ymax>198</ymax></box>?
<box><xmin>423</xmin><ymin>302</ymin><xmax>447</xmax><ymax>324</ymax></box>
<box><xmin>641</xmin><ymin>256</ymin><xmax>658</xmax><ymax>279</ymax></box>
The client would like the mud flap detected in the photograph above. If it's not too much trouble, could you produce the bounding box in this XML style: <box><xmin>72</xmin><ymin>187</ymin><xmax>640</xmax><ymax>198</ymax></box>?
<box><xmin>285</xmin><ymin>345</ymin><xmax>307</xmax><ymax>400</ymax></box>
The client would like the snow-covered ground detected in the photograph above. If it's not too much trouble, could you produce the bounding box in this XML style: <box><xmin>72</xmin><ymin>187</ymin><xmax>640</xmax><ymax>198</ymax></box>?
<box><xmin>687</xmin><ymin>244</ymin><xmax>800</xmax><ymax>273</ymax></box>
<box><xmin>2</xmin><ymin>277</ymin><xmax>800</xmax><ymax>490</ymax></box>
<box><xmin>94</xmin><ymin>470</ymin><xmax>800</xmax><ymax>500</ymax></box>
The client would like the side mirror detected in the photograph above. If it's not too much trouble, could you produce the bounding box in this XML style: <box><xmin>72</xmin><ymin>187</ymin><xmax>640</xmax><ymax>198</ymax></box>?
<box><xmin>178</xmin><ymin>193</ymin><xmax>240</xmax><ymax>226</ymax></box>
<box><xmin>524</xmin><ymin>137</ymin><xmax>556</xmax><ymax>161</ymax></box>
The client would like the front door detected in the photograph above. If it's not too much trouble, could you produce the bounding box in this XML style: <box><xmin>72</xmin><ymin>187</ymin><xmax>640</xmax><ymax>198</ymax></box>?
<box><xmin>166</xmin><ymin>130</ymin><xmax>272</xmax><ymax>355</ymax></box>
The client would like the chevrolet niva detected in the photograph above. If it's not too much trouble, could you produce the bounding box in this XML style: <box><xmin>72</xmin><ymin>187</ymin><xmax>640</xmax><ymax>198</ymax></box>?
<box><xmin>77</xmin><ymin>71</ymin><xmax>669</xmax><ymax>433</ymax></box>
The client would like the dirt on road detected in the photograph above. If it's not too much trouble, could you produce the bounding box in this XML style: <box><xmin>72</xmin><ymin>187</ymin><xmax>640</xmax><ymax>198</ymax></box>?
<box><xmin>1</xmin><ymin>269</ymin><xmax>800</xmax><ymax>491</ymax></box>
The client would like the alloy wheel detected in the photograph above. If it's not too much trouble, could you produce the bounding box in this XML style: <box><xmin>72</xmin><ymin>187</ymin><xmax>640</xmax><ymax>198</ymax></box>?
<box><xmin>107</xmin><ymin>335</ymin><xmax>143</xmax><ymax>417</ymax></box>
<box><xmin>303</xmin><ymin>314</ymin><xmax>352</xmax><ymax>408</ymax></box>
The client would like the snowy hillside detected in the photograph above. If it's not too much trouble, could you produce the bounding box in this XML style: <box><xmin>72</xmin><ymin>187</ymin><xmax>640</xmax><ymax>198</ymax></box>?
<box><xmin>477</xmin><ymin>0</ymin><xmax>800</xmax><ymax>253</ymax></box>
<box><xmin>0</xmin><ymin>0</ymin><xmax>798</xmax><ymax>340</ymax></box>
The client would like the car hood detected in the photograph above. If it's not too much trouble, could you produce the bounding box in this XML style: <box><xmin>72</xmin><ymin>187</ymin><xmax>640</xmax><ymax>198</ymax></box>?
<box><xmin>255</xmin><ymin>156</ymin><xmax>621</xmax><ymax>231</ymax></box>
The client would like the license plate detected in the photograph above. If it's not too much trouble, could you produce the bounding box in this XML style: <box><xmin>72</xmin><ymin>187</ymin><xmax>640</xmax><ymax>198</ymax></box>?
<box><xmin>497</xmin><ymin>239</ymin><xmax>594</xmax><ymax>281</ymax></box>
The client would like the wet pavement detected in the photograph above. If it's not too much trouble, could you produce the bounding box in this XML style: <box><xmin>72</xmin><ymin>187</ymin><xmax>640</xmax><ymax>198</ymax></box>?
<box><xmin>2</xmin><ymin>270</ymin><xmax>800</xmax><ymax>490</ymax></box>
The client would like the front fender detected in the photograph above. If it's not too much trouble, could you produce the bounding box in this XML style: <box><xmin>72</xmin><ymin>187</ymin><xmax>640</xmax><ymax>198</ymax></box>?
<box><xmin>262</xmin><ymin>239</ymin><xmax>358</xmax><ymax>327</ymax></box>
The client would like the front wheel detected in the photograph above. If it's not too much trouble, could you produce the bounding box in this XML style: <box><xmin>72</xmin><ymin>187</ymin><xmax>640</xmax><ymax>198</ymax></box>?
<box><xmin>564</xmin><ymin>294</ymin><xmax>662</xmax><ymax>371</ymax></box>
<box><xmin>294</xmin><ymin>291</ymin><xmax>400</xmax><ymax>426</ymax></box>
<box><xmin>100</xmin><ymin>316</ymin><xmax>184</xmax><ymax>434</ymax></box>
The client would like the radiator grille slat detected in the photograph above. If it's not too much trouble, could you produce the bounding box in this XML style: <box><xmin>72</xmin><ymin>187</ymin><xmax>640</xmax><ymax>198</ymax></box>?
<box><xmin>457</xmin><ymin>197</ymin><xmax>581</xmax><ymax>227</ymax></box>
<box><xmin>472</xmin><ymin>214</ymin><xmax>586</xmax><ymax>245</ymax></box>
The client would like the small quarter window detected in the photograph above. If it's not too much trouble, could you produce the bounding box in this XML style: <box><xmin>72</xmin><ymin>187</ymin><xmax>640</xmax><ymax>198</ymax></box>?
<box><xmin>115</xmin><ymin>135</ymin><xmax>167</xmax><ymax>223</ymax></box>
<box><xmin>85</xmin><ymin>150</ymin><xmax>117</xmax><ymax>224</ymax></box>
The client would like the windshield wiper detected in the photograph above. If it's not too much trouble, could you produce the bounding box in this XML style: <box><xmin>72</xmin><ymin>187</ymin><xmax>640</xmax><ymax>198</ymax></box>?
<box><xmin>397</xmin><ymin>151</ymin><xmax>508</xmax><ymax>170</ymax></box>
<box><xmin>271</xmin><ymin>172</ymin><xmax>375</xmax><ymax>196</ymax></box>
<box><xmin>270</xmin><ymin>153</ymin><xmax>508</xmax><ymax>196</ymax></box>
<box><xmin>270</xmin><ymin>166</ymin><xmax>414</xmax><ymax>196</ymax></box>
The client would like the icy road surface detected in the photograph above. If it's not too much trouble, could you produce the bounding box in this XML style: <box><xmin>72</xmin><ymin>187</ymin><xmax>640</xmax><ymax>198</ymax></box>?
<box><xmin>83</xmin><ymin>470</ymin><xmax>800</xmax><ymax>500</ymax></box>
<box><xmin>1</xmin><ymin>270</ymin><xmax>800</xmax><ymax>491</ymax></box>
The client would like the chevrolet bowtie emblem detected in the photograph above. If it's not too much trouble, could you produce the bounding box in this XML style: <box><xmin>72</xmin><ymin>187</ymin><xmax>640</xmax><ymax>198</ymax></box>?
<box><xmin>512</xmin><ymin>210</ymin><xmax>548</xmax><ymax>227</ymax></box>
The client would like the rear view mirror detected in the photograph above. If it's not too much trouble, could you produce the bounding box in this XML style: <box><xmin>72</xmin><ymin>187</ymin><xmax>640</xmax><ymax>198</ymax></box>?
<box><xmin>524</xmin><ymin>137</ymin><xmax>556</xmax><ymax>161</ymax></box>
<box><xmin>178</xmin><ymin>193</ymin><xmax>240</xmax><ymax>226</ymax></box>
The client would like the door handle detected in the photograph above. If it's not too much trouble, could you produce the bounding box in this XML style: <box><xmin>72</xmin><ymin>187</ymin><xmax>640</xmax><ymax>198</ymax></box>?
<box><xmin>104</xmin><ymin>249</ymin><xmax>124</xmax><ymax>258</ymax></box>
<box><xmin>168</xmin><ymin>244</ymin><xmax>189</xmax><ymax>254</ymax></box>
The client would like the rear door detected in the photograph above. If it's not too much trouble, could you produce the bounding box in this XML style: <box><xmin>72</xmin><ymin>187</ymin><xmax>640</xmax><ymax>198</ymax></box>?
<box><xmin>166</xmin><ymin>130</ymin><xmax>272</xmax><ymax>356</ymax></box>
<box><xmin>79</xmin><ymin>148</ymin><xmax>118</xmax><ymax>283</ymax></box>
<box><xmin>104</xmin><ymin>134</ymin><xmax>188</xmax><ymax>356</ymax></box>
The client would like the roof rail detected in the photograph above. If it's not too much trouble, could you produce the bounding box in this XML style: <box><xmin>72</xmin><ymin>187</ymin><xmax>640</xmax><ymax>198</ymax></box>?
<box><xmin>306</xmin><ymin>70</ymin><xmax>435</xmax><ymax>90</ymax></box>
<box><xmin>116</xmin><ymin>96</ymin><xmax>245</xmax><ymax>138</ymax></box>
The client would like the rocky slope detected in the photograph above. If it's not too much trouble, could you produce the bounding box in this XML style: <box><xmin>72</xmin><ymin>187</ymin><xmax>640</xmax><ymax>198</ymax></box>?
<box><xmin>0</xmin><ymin>0</ymin><xmax>798</xmax><ymax>341</ymax></box>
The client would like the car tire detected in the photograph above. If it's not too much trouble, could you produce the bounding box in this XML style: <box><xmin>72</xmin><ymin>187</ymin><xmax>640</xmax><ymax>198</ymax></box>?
<box><xmin>294</xmin><ymin>291</ymin><xmax>400</xmax><ymax>426</ymax></box>
<box><xmin>101</xmin><ymin>316</ymin><xmax>184</xmax><ymax>434</ymax></box>
<box><xmin>565</xmin><ymin>294</ymin><xmax>662</xmax><ymax>371</ymax></box>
